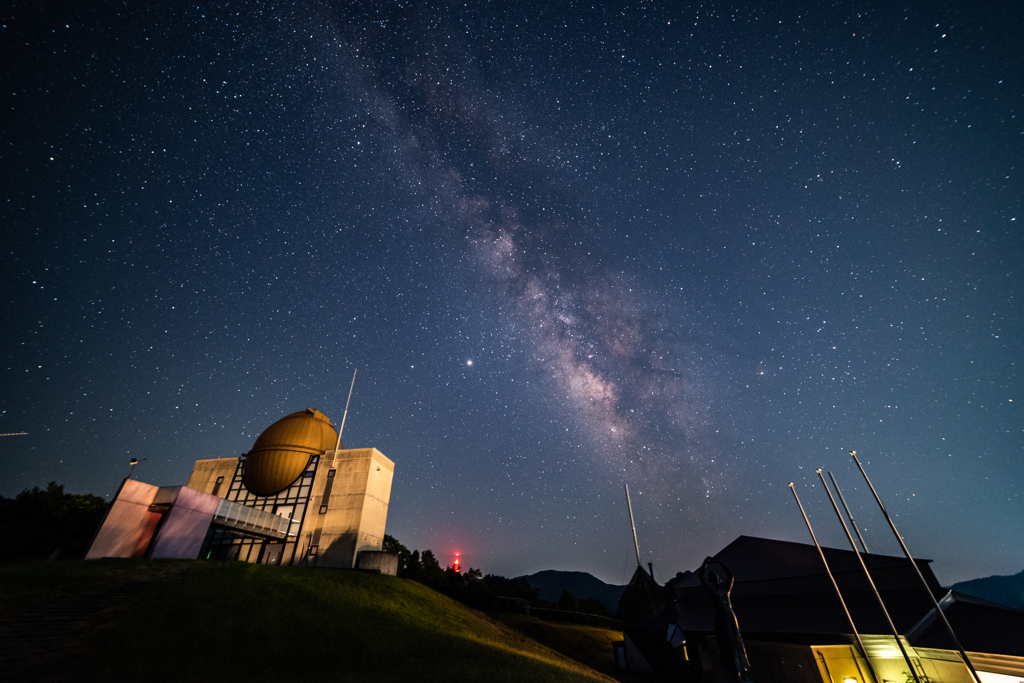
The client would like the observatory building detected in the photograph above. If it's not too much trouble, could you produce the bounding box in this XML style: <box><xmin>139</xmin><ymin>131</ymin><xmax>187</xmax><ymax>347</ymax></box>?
<box><xmin>86</xmin><ymin>408</ymin><xmax>395</xmax><ymax>572</ymax></box>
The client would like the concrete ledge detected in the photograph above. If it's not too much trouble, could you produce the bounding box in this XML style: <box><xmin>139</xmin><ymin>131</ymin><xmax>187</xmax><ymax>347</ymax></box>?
<box><xmin>356</xmin><ymin>550</ymin><xmax>398</xmax><ymax>576</ymax></box>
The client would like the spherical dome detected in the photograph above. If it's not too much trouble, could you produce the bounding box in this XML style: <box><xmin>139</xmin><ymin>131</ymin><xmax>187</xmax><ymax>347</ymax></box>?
<box><xmin>243</xmin><ymin>408</ymin><xmax>339</xmax><ymax>496</ymax></box>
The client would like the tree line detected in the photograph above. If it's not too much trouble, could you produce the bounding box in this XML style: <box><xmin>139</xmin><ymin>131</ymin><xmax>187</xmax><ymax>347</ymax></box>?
<box><xmin>382</xmin><ymin>535</ymin><xmax>614</xmax><ymax>618</ymax></box>
<box><xmin>0</xmin><ymin>482</ymin><xmax>109</xmax><ymax>561</ymax></box>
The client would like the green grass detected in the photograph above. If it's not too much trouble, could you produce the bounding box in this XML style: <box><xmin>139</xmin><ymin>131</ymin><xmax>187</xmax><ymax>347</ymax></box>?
<box><xmin>0</xmin><ymin>561</ymin><xmax>619</xmax><ymax>683</ymax></box>
<box><xmin>492</xmin><ymin>613</ymin><xmax>623</xmax><ymax>672</ymax></box>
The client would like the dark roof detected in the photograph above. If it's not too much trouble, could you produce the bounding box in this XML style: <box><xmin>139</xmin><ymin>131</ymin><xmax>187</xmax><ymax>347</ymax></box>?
<box><xmin>649</xmin><ymin>536</ymin><xmax>1024</xmax><ymax>657</ymax></box>
<box><xmin>668</xmin><ymin>536</ymin><xmax>941</xmax><ymax>634</ymax></box>
<box><xmin>619</xmin><ymin>564</ymin><xmax>663</xmax><ymax>624</ymax></box>
<box><xmin>674</xmin><ymin>536</ymin><xmax>942</xmax><ymax>593</ymax></box>
<box><xmin>909</xmin><ymin>591</ymin><xmax>1024</xmax><ymax>657</ymax></box>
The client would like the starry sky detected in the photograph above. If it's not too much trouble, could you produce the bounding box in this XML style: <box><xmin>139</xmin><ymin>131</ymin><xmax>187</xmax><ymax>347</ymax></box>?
<box><xmin>2</xmin><ymin>1</ymin><xmax>1021</xmax><ymax>586</ymax></box>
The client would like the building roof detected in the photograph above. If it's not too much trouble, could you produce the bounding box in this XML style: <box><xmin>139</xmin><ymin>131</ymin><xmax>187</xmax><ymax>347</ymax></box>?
<box><xmin>657</xmin><ymin>536</ymin><xmax>1024</xmax><ymax>656</ymax></box>
<box><xmin>621</xmin><ymin>535</ymin><xmax>1024</xmax><ymax>682</ymax></box>
<box><xmin>666</xmin><ymin>536</ymin><xmax>942</xmax><ymax>637</ymax></box>
<box><xmin>908</xmin><ymin>591</ymin><xmax>1024</xmax><ymax>657</ymax></box>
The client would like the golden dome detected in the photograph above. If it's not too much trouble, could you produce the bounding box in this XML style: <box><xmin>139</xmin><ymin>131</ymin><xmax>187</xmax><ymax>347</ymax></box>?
<box><xmin>243</xmin><ymin>408</ymin><xmax>339</xmax><ymax>496</ymax></box>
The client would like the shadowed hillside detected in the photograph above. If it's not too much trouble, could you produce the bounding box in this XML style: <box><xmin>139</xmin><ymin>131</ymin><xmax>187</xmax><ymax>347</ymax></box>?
<box><xmin>0</xmin><ymin>560</ymin><xmax>619</xmax><ymax>683</ymax></box>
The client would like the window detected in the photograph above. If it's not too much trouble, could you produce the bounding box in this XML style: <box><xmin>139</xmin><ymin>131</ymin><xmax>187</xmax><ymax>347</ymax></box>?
<box><xmin>319</xmin><ymin>469</ymin><xmax>337</xmax><ymax>514</ymax></box>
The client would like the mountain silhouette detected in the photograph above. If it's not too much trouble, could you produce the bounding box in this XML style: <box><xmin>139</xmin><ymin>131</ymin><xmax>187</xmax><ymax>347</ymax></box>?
<box><xmin>951</xmin><ymin>569</ymin><xmax>1024</xmax><ymax>610</ymax></box>
<box><xmin>519</xmin><ymin>570</ymin><xmax>627</xmax><ymax>612</ymax></box>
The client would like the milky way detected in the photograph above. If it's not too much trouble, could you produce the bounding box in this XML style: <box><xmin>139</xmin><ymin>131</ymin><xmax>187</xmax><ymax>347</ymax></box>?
<box><xmin>2</xmin><ymin>1</ymin><xmax>1020</xmax><ymax>584</ymax></box>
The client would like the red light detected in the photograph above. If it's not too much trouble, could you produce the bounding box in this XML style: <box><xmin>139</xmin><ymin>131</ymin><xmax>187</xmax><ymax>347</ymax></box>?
<box><xmin>453</xmin><ymin>552</ymin><xmax>461</xmax><ymax>573</ymax></box>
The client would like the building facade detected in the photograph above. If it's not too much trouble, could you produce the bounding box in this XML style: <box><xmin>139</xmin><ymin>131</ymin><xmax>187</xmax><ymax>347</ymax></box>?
<box><xmin>186</xmin><ymin>446</ymin><xmax>393</xmax><ymax>568</ymax></box>
<box><xmin>86</xmin><ymin>408</ymin><xmax>395</xmax><ymax>572</ymax></box>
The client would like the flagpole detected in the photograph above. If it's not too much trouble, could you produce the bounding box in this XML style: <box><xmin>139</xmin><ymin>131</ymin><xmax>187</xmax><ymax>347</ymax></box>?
<box><xmin>829</xmin><ymin>471</ymin><xmax>869</xmax><ymax>553</ymax></box>
<box><xmin>335</xmin><ymin>369</ymin><xmax>357</xmax><ymax>452</ymax></box>
<box><xmin>816</xmin><ymin>469</ymin><xmax>921</xmax><ymax>683</ymax></box>
<box><xmin>624</xmin><ymin>484</ymin><xmax>642</xmax><ymax>568</ymax></box>
<box><xmin>850</xmin><ymin>451</ymin><xmax>982</xmax><ymax>683</ymax></box>
<box><xmin>789</xmin><ymin>482</ymin><xmax>879</xmax><ymax>683</ymax></box>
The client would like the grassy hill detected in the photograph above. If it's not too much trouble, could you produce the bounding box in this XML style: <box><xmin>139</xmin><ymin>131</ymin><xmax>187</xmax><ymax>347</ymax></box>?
<box><xmin>0</xmin><ymin>560</ymin><xmax>620</xmax><ymax>683</ymax></box>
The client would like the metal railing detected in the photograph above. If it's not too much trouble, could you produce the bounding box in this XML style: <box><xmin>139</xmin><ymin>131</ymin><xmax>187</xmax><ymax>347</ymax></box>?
<box><xmin>212</xmin><ymin>498</ymin><xmax>293</xmax><ymax>538</ymax></box>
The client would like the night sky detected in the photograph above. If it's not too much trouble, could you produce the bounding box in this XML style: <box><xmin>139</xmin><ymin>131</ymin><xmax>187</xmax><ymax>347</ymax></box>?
<box><xmin>2</xmin><ymin>1</ymin><xmax>1021</xmax><ymax>586</ymax></box>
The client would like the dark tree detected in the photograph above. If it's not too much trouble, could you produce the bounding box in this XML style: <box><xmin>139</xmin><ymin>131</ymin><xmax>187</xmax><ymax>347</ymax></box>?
<box><xmin>558</xmin><ymin>589</ymin><xmax>580</xmax><ymax>612</ymax></box>
<box><xmin>403</xmin><ymin>550</ymin><xmax>423</xmax><ymax>581</ymax></box>
<box><xmin>0</xmin><ymin>482</ymin><xmax>109</xmax><ymax>561</ymax></box>
<box><xmin>387</xmin><ymin>536</ymin><xmax>543</xmax><ymax>613</ymax></box>
<box><xmin>579</xmin><ymin>597</ymin><xmax>612</xmax><ymax>617</ymax></box>
<box><xmin>382</xmin><ymin>534</ymin><xmax>411</xmax><ymax>574</ymax></box>
<box><xmin>419</xmin><ymin>549</ymin><xmax>445</xmax><ymax>586</ymax></box>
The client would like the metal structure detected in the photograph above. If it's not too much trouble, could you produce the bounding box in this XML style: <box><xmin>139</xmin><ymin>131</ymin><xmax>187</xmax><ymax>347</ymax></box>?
<box><xmin>790</xmin><ymin>482</ymin><xmax>880</xmax><ymax>683</ymax></box>
<box><xmin>829</xmin><ymin>470</ymin><xmax>869</xmax><ymax>553</ymax></box>
<box><xmin>624</xmin><ymin>484</ymin><xmax>642</xmax><ymax>568</ymax></box>
<box><xmin>816</xmin><ymin>469</ymin><xmax>922</xmax><ymax>683</ymax></box>
<box><xmin>850</xmin><ymin>451</ymin><xmax>983</xmax><ymax>683</ymax></box>
<box><xmin>243</xmin><ymin>408</ymin><xmax>337</xmax><ymax>496</ymax></box>
<box><xmin>334</xmin><ymin>369</ymin><xmax>357</xmax><ymax>452</ymax></box>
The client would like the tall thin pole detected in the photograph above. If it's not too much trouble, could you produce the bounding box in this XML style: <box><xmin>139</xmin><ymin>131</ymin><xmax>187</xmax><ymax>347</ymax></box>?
<box><xmin>850</xmin><ymin>451</ymin><xmax>983</xmax><ymax>683</ymax></box>
<box><xmin>830</xmin><ymin>471</ymin><xmax>870</xmax><ymax>553</ymax></box>
<box><xmin>624</xmin><ymin>484</ymin><xmax>642</xmax><ymax>568</ymax></box>
<box><xmin>334</xmin><ymin>369</ymin><xmax>357</xmax><ymax>452</ymax></box>
<box><xmin>816</xmin><ymin>469</ymin><xmax>922</xmax><ymax>683</ymax></box>
<box><xmin>789</xmin><ymin>483</ymin><xmax>879</xmax><ymax>683</ymax></box>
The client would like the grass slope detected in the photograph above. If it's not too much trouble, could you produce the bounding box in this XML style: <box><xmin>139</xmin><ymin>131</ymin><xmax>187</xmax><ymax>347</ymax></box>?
<box><xmin>492</xmin><ymin>613</ymin><xmax>621</xmax><ymax>673</ymax></box>
<box><xmin>0</xmin><ymin>560</ymin><xmax>618</xmax><ymax>683</ymax></box>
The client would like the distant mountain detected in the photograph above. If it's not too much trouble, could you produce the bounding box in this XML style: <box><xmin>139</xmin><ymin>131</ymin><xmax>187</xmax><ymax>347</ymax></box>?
<box><xmin>519</xmin><ymin>570</ymin><xmax>627</xmax><ymax>612</ymax></box>
<box><xmin>951</xmin><ymin>569</ymin><xmax>1024</xmax><ymax>610</ymax></box>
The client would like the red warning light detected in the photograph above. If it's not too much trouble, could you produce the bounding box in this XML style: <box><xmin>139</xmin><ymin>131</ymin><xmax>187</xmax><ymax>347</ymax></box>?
<box><xmin>453</xmin><ymin>552</ymin><xmax>461</xmax><ymax>573</ymax></box>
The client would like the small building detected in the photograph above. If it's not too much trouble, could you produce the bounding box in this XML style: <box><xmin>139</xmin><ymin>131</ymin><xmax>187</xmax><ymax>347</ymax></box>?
<box><xmin>86</xmin><ymin>408</ymin><xmax>396</xmax><ymax>573</ymax></box>
<box><xmin>618</xmin><ymin>536</ymin><xmax>1024</xmax><ymax>682</ymax></box>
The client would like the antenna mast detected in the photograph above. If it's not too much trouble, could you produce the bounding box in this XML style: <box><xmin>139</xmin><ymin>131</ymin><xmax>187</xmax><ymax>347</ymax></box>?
<box><xmin>829</xmin><ymin>471</ymin><xmax>870</xmax><ymax>553</ymax></box>
<box><xmin>334</xmin><ymin>369</ymin><xmax>357</xmax><ymax>452</ymax></box>
<box><xmin>624</xmin><ymin>484</ymin><xmax>642</xmax><ymax>567</ymax></box>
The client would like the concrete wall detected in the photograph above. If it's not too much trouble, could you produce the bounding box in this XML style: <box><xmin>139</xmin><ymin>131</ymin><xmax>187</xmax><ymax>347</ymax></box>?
<box><xmin>149</xmin><ymin>486</ymin><xmax>220</xmax><ymax>559</ymax></box>
<box><xmin>309</xmin><ymin>448</ymin><xmax>394</xmax><ymax>569</ymax></box>
<box><xmin>356</xmin><ymin>550</ymin><xmax>399</xmax><ymax>576</ymax></box>
<box><xmin>357</xmin><ymin>449</ymin><xmax>393</xmax><ymax>557</ymax></box>
<box><xmin>85</xmin><ymin>479</ymin><xmax>163</xmax><ymax>559</ymax></box>
<box><xmin>186</xmin><ymin>457</ymin><xmax>239</xmax><ymax>497</ymax></box>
